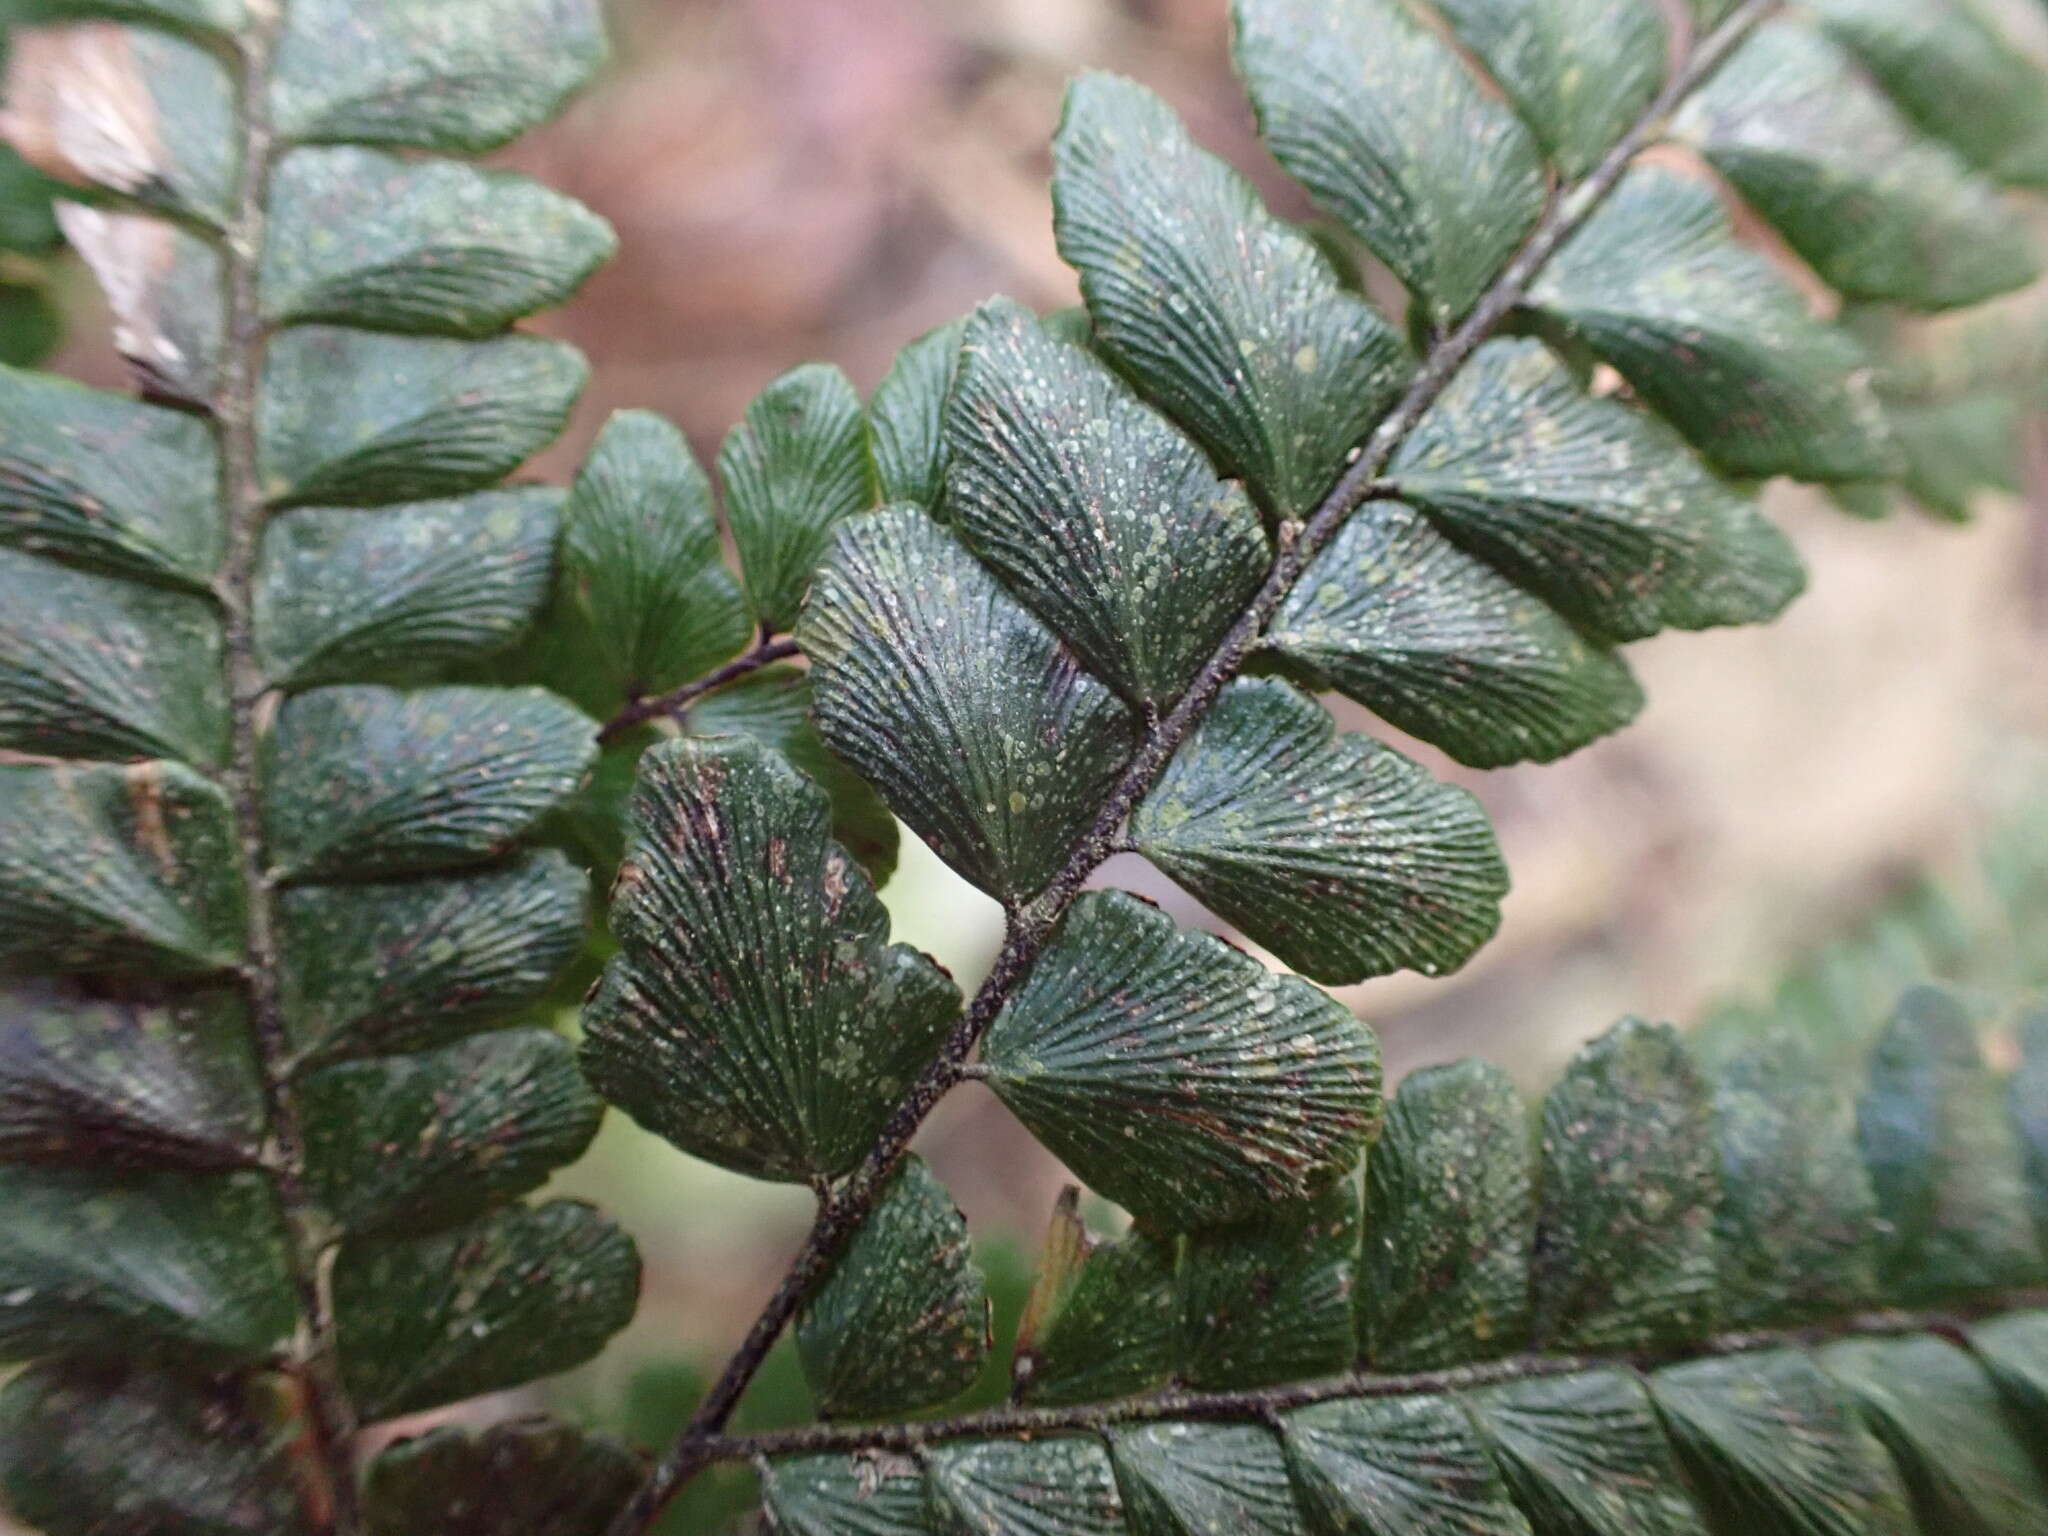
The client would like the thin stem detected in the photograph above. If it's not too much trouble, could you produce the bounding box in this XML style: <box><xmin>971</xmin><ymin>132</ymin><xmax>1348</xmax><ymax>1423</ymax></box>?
<box><xmin>607</xmin><ymin>5</ymin><xmax>1779</xmax><ymax>1526</ymax></box>
<box><xmin>596</xmin><ymin>635</ymin><xmax>802</xmax><ymax>744</ymax></box>
<box><xmin>214</xmin><ymin>2</ymin><xmax>362</xmax><ymax>1529</ymax></box>
<box><xmin>690</xmin><ymin>1290</ymin><xmax>2048</xmax><ymax>1464</ymax></box>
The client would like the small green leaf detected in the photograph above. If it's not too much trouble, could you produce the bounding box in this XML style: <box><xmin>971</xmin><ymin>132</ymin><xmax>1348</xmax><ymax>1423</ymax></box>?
<box><xmin>270</xmin><ymin>0</ymin><xmax>608</xmax><ymax>153</ymax></box>
<box><xmin>365</xmin><ymin>1421</ymin><xmax>641</xmax><ymax>1536</ymax></box>
<box><xmin>1674</xmin><ymin>19</ymin><xmax>2039</xmax><ymax>309</ymax></box>
<box><xmin>719</xmin><ymin>362</ymin><xmax>875</xmax><ymax>633</ymax></box>
<box><xmin>1133</xmin><ymin>678</ymin><xmax>1505</xmax><ymax>985</ymax></box>
<box><xmin>1233</xmin><ymin>0</ymin><xmax>1546</xmax><ymax>328</ymax></box>
<box><xmin>0</xmin><ymin>545</ymin><xmax>227</xmax><ymax>764</ymax></box>
<box><xmin>800</xmin><ymin>508</ymin><xmax>1138</xmax><ymax>905</ymax></box>
<box><xmin>1267</xmin><ymin>500</ymin><xmax>1644</xmax><ymax>769</ymax></box>
<box><xmin>260</xmin><ymin>329</ymin><xmax>586</xmax><ymax>509</ymax></box>
<box><xmin>1857</xmin><ymin>985</ymin><xmax>2043</xmax><ymax>1301</ymax></box>
<box><xmin>0</xmin><ymin>146</ymin><xmax>59</xmax><ymax>256</ymax></box>
<box><xmin>334</xmin><ymin>1198</ymin><xmax>639</xmax><ymax>1420</ymax></box>
<box><xmin>1821</xmin><ymin>1333</ymin><xmax>2048</xmax><ymax>1536</ymax></box>
<box><xmin>870</xmin><ymin>316</ymin><xmax>966</xmax><ymax>510</ymax></box>
<box><xmin>0</xmin><ymin>978</ymin><xmax>260</xmax><ymax>1172</ymax></box>
<box><xmin>761</xmin><ymin>1451</ymin><xmax>932</xmax><ymax>1536</ymax></box>
<box><xmin>1811</xmin><ymin>0</ymin><xmax>2048</xmax><ymax>189</ymax></box>
<box><xmin>690</xmin><ymin>666</ymin><xmax>900</xmax><ymax>886</ymax></box>
<box><xmin>798</xmin><ymin>1155</ymin><xmax>990</xmax><ymax>1420</ymax></box>
<box><xmin>1651</xmin><ymin>1349</ymin><xmax>1914</xmax><ymax>1536</ymax></box>
<box><xmin>1052</xmin><ymin>73</ymin><xmax>1409</xmax><ymax>518</ymax></box>
<box><xmin>0</xmin><ymin>365</ymin><xmax>220</xmax><ymax>587</ymax></box>
<box><xmin>1711</xmin><ymin>1033</ymin><xmax>1880</xmax><ymax>1329</ymax></box>
<box><xmin>1528</xmin><ymin>168</ymin><xmax>1896</xmax><ymax>484</ymax></box>
<box><xmin>1362</xmin><ymin>1059</ymin><xmax>1532</xmax><ymax>1371</ymax></box>
<box><xmin>581</xmin><ymin>737</ymin><xmax>957</xmax><ymax>1181</ymax></box>
<box><xmin>1110</xmin><ymin>1421</ymin><xmax>1300</xmax><ymax>1536</ymax></box>
<box><xmin>926</xmin><ymin>1437</ymin><xmax>1127</xmax><ymax>1535</ymax></box>
<box><xmin>263</xmin><ymin>685</ymin><xmax>596</xmax><ymax>883</ymax></box>
<box><xmin>0</xmin><ymin>1166</ymin><xmax>292</xmax><ymax>1366</ymax></box>
<box><xmin>1467</xmin><ymin>1369</ymin><xmax>1709</xmax><ymax>1536</ymax></box>
<box><xmin>0</xmin><ymin>759</ymin><xmax>245</xmax><ymax>977</ymax></box>
<box><xmin>264</xmin><ymin>147</ymin><xmax>614</xmax><ymax>334</ymax></box>
<box><xmin>277</xmin><ymin>850</ymin><xmax>588</xmax><ymax>1064</ymax></box>
<box><xmin>1531</xmin><ymin>1019</ymin><xmax>1718</xmax><ymax>1351</ymax></box>
<box><xmin>0</xmin><ymin>1360</ymin><xmax>310</xmax><ymax>1536</ymax></box>
<box><xmin>983</xmin><ymin>889</ymin><xmax>1381</xmax><ymax>1230</ymax></box>
<box><xmin>1013</xmin><ymin>1196</ymin><xmax>1178</xmax><ymax>1408</ymax></box>
<box><xmin>1430</xmin><ymin>0</ymin><xmax>1667</xmax><ymax>180</ymax></box>
<box><xmin>945</xmin><ymin>296</ymin><xmax>1269</xmax><ymax>707</ymax></box>
<box><xmin>560</xmin><ymin>410</ymin><xmax>751</xmax><ymax>702</ymax></box>
<box><xmin>302</xmin><ymin>1028</ymin><xmax>602</xmax><ymax>1237</ymax></box>
<box><xmin>0</xmin><ymin>282</ymin><xmax>58</xmax><ymax>369</ymax></box>
<box><xmin>1393</xmin><ymin>340</ymin><xmax>1803</xmax><ymax>643</ymax></box>
<box><xmin>255</xmin><ymin>490</ymin><xmax>560</xmax><ymax>687</ymax></box>
<box><xmin>1283</xmin><ymin>1392</ymin><xmax>1533</xmax><ymax>1536</ymax></box>
<box><xmin>1180</xmin><ymin>1177</ymin><xmax>1359</xmax><ymax>1390</ymax></box>
<box><xmin>1890</xmin><ymin>393</ymin><xmax>2026</xmax><ymax>522</ymax></box>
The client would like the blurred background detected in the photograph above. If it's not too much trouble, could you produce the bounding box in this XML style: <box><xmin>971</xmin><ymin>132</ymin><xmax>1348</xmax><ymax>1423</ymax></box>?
<box><xmin>12</xmin><ymin>0</ymin><xmax>2048</xmax><ymax>1529</ymax></box>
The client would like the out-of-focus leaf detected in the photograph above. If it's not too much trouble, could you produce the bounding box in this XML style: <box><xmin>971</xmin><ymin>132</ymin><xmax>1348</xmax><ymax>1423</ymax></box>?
<box><xmin>800</xmin><ymin>508</ymin><xmax>1137</xmax><ymax>904</ymax></box>
<box><xmin>1361</xmin><ymin>1059</ymin><xmax>1532</xmax><ymax>1370</ymax></box>
<box><xmin>334</xmin><ymin>1199</ymin><xmax>639</xmax><ymax>1419</ymax></box>
<box><xmin>0</xmin><ymin>1166</ymin><xmax>292</xmax><ymax>1365</ymax></box>
<box><xmin>945</xmin><ymin>296</ymin><xmax>1268</xmax><ymax>707</ymax></box>
<box><xmin>1674</xmin><ymin>19</ymin><xmax>2039</xmax><ymax>309</ymax></box>
<box><xmin>0</xmin><ymin>1360</ymin><xmax>310</xmax><ymax>1536</ymax></box>
<box><xmin>797</xmin><ymin>1155</ymin><xmax>989</xmax><ymax>1420</ymax></box>
<box><xmin>0</xmin><ymin>978</ymin><xmax>259</xmax><ymax>1172</ymax></box>
<box><xmin>1052</xmin><ymin>73</ymin><xmax>1409</xmax><ymax>518</ymax></box>
<box><xmin>1652</xmin><ymin>1349</ymin><xmax>1914</xmax><ymax>1536</ymax></box>
<box><xmin>1531</xmin><ymin>1019</ymin><xmax>1718</xmax><ymax>1351</ymax></box>
<box><xmin>1858</xmin><ymin>986</ymin><xmax>2043</xmax><ymax>1300</ymax></box>
<box><xmin>1234</xmin><ymin>0</ymin><xmax>1545</xmax><ymax>328</ymax></box>
<box><xmin>1528</xmin><ymin>167</ymin><xmax>1895</xmax><ymax>484</ymax></box>
<box><xmin>259</xmin><ymin>329</ymin><xmax>586</xmax><ymax>509</ymax></box>
<box><xmin>263</xmin><ymin>685</ymin><xmax>596</xmax><ymax>882</ymax></box>
<box><xmin>0</xmin><ymin>366</ymin><xmax>221</xmax><ymax>587</ymax></box>
<box><xmin>719</xmin><ymin>363</ymin><xmax>874</xmax><ymax>633</ymax></box>
<box><xmin>1712</xmin><ymin>1033</ymin><xmax>1880</xmax><ymax>1329</ymax></box>
<box><xmin>581</xmin><ymin>737</ymin><xmax>956</xmax><ymax>1181</ymax></box>
<box><xmin>1969</xmin><ymin>1310</ymin><xmax>2048</xmax><ymax>1465</ymax></box>
<box><xmin>0</xmin><ymin>759</ymin><xmax>245</xmax><ymax>977</ymax></box>
<box><xmin>1822</xmin><ymin>1333</ymin><xmax>2048</xmax><ymax>1536</ymax></box>
<box><xmin>0</xmin><ymin>545</ymin><xmax>227</xmax><ymax>764</ymax></box>
<box><xmin>1012</xmin><ymin>1194</ymin><xmax>1177</xmax><ymax>1408</ymax></box>
<box><xmin>364</xmin><ymin>1421</ymin><xmax>641</xmax><ymax>1536</ymax></box>
<box><xmin>1267</xmin><ymin>500</ymin><xmax>1643</xmax><ymax>768</ymax></box>
<box><xmin>2013</xmin><ymin>1009</ymin><xmax>2048</xmax><ymax>1251</ymax></box>
<box><xmin>982</xmin><ymin>890</ymin><xmax>1381</xmax><ymax>1230</ymax></box>
<box><xmin>1132</xmin><ymin>678</ymin><xmax>1505</xmax><ymax>984</ymax></box>
<box><xmin>264</xmin><ymin>147</ymin><xmax>614</xmax><ymax>334</ymax></box>
<box><xmin>277</xmin><ymin>850</ymin><xmax>587</xmax><ymax>1064</ymax></box>
<box><xmin>270</xmin><ymin>0</ymin><xmax>608</xmax><ymax>154</ymax></box>
<box><xmin>255</xmin><ymin>491</ymin><xmax>560</xmax><ymax>687</ymax></box>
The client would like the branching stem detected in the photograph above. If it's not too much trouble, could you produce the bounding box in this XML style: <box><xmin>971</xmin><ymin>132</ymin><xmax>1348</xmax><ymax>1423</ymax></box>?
<box><xmin>214</xmin><ymin>3</ymin><xmax>363</xmax><ymax>1529</ymax></box>
<box><xmin>597</xmin><ymin>635</ymin><xmax>803</xmax><ymax>743</ymax></box>
<box><xmin>687</xmin><ymin>1290</ymin><xmax>2048</xmax><ymax>1464</ymax></box>
<box><xmin>607</xmin><ymin>4</ymin><xmax>1780</xmax><ymax>1526</ymax></box>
